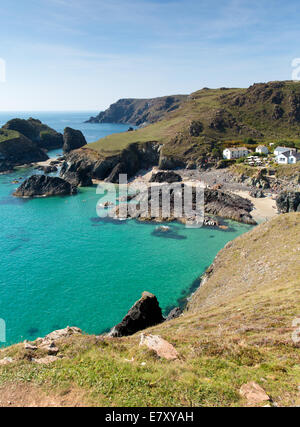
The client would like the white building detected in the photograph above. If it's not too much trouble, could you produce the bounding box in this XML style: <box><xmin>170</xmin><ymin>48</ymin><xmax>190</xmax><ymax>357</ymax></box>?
<box><xmin>256</xmin><ymin>145</ymin><xmax>269</xmax><ymax>155</ymax></box>
<box><xmin>276</xmin><ymin>149</ymin><xmax>300</xmax><ymax>164</ymax></box>
<box><xmin>223</xmin><ymin>147</ymin><xmax>249</xmax><ymax>160</ymax></box>
<box><xmin>274</xmin><ymin>146</ymin><xmax>297</xmax><ymax>157</ymax></box>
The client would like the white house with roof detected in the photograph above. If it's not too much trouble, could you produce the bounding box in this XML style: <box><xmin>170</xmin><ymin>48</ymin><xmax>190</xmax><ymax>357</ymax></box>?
<box><xmin>256</xmin><ymin>145</ymin><xmax>269</xmax><ymax>155</ymax></box>
<box><xmin>274</xmin><ymin>146</ymin><xmax>297</xmax><ymax>157</ymax></box>
<box><xmin>276</xmin><ymin>149</ymin><xmax>300</xmax><ymax>164</ymax></box>
<box><xmin>223</xmin><ymin>147</ymin><xmax>249</xmax><ymax>160</ymax></box>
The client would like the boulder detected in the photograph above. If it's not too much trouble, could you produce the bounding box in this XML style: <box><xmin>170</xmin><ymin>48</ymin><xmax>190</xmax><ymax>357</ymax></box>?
<box><xmin>150</xmin><ymin>171</ymin><xmax>182</xmax><ymax>184</ymax></box>
<box><xmin>63</xmin><ymin>127</ymin><xmax>87</xmax><ymax>154</ymax></box>
<box><xmin>13</xmin><ymin>175</ymin><xmax>77</xmax><ymax>198</ymax></box>
<box><xmin>109</xmin><ymin>292</ymin><xmax>165</xmax><ymax>337</ymax></box>
<box><xmin>139</xmin><ymin>334</ymin><xmax>179</xmax><ymax>361</ymax></box>
<box><xmin>276</xmin><ymin>191</ymin><xmax>300</xmax><ymax>213</ymax></box>
<box><xmin>239</xmin><ymin>382</ymin><xmax>270</xmax><ymax>404</ymax></box>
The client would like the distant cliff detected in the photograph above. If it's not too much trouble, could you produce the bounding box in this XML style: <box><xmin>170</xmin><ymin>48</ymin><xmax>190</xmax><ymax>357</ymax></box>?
<box><xmin>85</xmin><ymin>95</ymin><xmax>188</xmax><ymax>126</ymax></box>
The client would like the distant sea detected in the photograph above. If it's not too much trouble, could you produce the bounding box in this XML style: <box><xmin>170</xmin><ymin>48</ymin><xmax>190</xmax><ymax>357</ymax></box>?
<box><xmin>0</xmin><ymin>111</ymin><xmax>252</xmax><ymax>346</ymax></box>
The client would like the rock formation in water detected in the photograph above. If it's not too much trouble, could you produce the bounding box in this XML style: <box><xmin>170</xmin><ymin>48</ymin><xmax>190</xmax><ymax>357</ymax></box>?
<box><xmin>0</xmin><ymin>129</ymin><xmax>48</xmax><ymax>171</ymax></box>
<box><xmin>109</xmin><ymin>292</ymin><xmax>165</xmax><ymax>337</ymax></box>
<box><xmin>3</xmin><ymin>118</ymin><xmax>63</xmax><ymax>150</ymax></box>
<box><xmin>13</xmin><ymin>175</ymin><xmax>77</xmax><ymax>198</ymax></box>
<box><xmin>63</xmin><ymin>127</ymin><xmax>87</xmax><ymax>154</ymax></box>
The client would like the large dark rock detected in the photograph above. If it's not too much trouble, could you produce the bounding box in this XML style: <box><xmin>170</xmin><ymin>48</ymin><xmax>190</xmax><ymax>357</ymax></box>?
<box><xmin>13</xmin><ymin>175</ymin><xmax>77</xmax><ymax>198</ymax></box>
<box><xmin>109</xmin><ymin>292</ymin><xmax>165</xmax><ymax>337</ymax></box>
<box><xmin>150</xmin><ymin>171</ymin><xmax>182</xmax><ymax>184</ymax></box>
<box><xmin>3</xmin><ymin>118</ymin><xmax>63</xmax><ymax>150</ymax></box>
<box><xmin>63</xmin><ymin>127</ymin><xmax>87</xmax><ymax>154</ymax></box>
<box><xmin>276</xmin><ymin>191</ymin><xmax>300</xmax><ymax>213</ymax></box>
<box><xmin>60</xmin><ymin>160</ymin><xmax>93</xmax><ymax>187</ymax></box>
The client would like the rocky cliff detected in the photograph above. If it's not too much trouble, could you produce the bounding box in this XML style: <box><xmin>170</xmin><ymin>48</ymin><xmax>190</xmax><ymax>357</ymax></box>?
<box><xmin>60</xmin><ymin>142</ymin><xmax>161</xmax><ymax>185</ymax></box>
<box><xmin>86</xmin><ymin>95</ymin><xmax>188</xmax><ymax>126</ymax></box>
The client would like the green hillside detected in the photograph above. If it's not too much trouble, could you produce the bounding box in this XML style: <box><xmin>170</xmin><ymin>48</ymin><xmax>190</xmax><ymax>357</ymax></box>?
<box><xmin>87</xmin><ymin>81</ymin><xmax>300</xmax><ymax>164</ymax></box>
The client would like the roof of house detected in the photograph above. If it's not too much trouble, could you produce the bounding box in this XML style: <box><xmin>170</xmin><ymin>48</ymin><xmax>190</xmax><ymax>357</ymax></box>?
<box><xmin>275</xmin><ymin>146</ymin><xmax>297</xmax><ymax>153</ymax></box>
<box><xmin>224</xmin><ymin>147</ymin><xmax>249</xmax><ymax>153</ymax></box>
<box><xmin>256</xmin><ymin>145</ymin><xmax>268</xmax><ymax>150</ymax></box>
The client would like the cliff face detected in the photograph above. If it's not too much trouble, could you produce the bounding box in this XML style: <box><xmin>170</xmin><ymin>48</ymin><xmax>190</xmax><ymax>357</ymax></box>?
<box><xmin>86</xmin><ymin>95</ymin><xmax>188</xmax><ymax>126</ymax></box>
<box><xmin>60</xmin><ymin>142</ymin><xmax>161</xmax><ymax>185</ymax></box>
<box><xmin>0</xmin><ymin>130</ymin><xmax>48</xmax><ymax>170</ymax></box>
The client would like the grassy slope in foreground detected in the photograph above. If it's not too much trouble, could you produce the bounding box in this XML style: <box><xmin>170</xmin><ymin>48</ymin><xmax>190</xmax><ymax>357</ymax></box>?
<box><xmin>0</xmin><ymin>214</ymin><xmax>299</xmax><ymax>407</ymax></box>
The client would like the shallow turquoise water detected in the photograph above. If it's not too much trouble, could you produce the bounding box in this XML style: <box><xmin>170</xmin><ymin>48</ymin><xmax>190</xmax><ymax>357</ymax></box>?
<box><xmin>0</xmin><ymin>113</ymin><xmax>253</xmax><ymax>345</ymax></box>
<box><xmin>0</xmin><ymin>172</ymin><xmax>252</xmax><ymax>345</ymax></box>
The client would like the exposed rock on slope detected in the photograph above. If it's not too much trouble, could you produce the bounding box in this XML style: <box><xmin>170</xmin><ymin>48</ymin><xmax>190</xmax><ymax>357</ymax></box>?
<box><xmin>109</xmin><ymin>292</ymin><xmax>165</xmax><ymax>337</ymax></box>
<box><xmin>0</xmin><ymin>129</ymin><xmax>48</xmax><ymax>170</ymax></box>
<box><xmin>3</xmin><ymin>118</ymin><xmax>63</xmax><ymax>150</ymax></box>
<box><xmin>13</xmin><ymin>175</ymin><xmax>77</xmax><ymax>198</ymax></box>
<box><xmin>63</xmin><ymin>127</ymin><xmax>87</xmax><ymax>154</ymax></box>
<box><xmin>86</xmin><ymin>95</ymin><xmax>188</xmax><ymax>126</ymax></box>
<box><xmin>276</xmin><ymin>191</ymin><xmax>300</xmax><ymax>213</ymax></box>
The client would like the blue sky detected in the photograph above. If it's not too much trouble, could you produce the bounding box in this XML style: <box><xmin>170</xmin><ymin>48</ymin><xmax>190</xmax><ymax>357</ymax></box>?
<box><xmin>0</xmin><ymin>0</ymin><xmax>300</xmax><ymax>111</ymax></box>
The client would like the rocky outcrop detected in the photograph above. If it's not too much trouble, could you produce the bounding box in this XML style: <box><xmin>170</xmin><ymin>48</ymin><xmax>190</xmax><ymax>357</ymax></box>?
<box><xmin>0</xmin><ymin>130</ymin><xmax>48</xmax><ymax>170</ymax></box>
<box><xmin>112</xmin><ymin>185</ymin><xmax>256</xmax><ymax>225</ymax></box>
<box><xmin>204</xmin><ymin>189</ymin><xmax>256</xmax><ymax>224</ymax></box>
<box><xmin>276</xmin><ymin>191</ymin><xmax>300</xmax><ymax>213</ymax></box>
<box><xmin>3</xmin><ymin>118</ymin><xmax>63</xmax><ymax>150</ymax></box>
<box><xmin>13</xmin><ymin>175</ymin><xmax>77</xmax><ymax>198</ymax></box>
<box><xmin>109</xmin><ymin>292</ymin><xmax>165</xmax><ymax>337</ymax></box>
<box><xmin>63</xmin><ymin>127</ymin><xmax>87</xmax><ymax>153</ymax></box>
<box><xmin>166</xmin><ymin>307</ymin><xmax>182</xmax><ymax>321</ymax></box>
<box><xmin>150</xmin><ymin>171</ymin><xmax>182</xmax><ymax>184</ymax></box>
<box><xmin>61</xmin><ymin>142</ymin><xmax>160</xmax><ymax>185</ymax></box>
<box><xmin>85</xmin><ymin>95</ymin><xmax>187</xmax><ymax>126</ymax></box>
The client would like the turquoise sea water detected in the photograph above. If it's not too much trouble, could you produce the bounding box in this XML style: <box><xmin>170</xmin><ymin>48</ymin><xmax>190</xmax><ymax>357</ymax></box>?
<box><xmin>0</xmin><ymin>112</ymin><xmax>253</xmax><ymax>346</ymax></box>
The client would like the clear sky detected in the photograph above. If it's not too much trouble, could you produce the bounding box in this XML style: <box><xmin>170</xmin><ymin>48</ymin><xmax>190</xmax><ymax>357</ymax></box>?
<box><xmin>0</xmin><ymin>0</ymin><xmax>300</xmax><ymax>111</ymax></box>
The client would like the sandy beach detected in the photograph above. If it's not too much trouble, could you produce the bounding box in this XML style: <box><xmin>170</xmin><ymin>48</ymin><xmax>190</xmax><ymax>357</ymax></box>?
<box><xmin>233</xmin><ymin>190</ymin><xmax>278</xmax><ymax>223</ymax></box>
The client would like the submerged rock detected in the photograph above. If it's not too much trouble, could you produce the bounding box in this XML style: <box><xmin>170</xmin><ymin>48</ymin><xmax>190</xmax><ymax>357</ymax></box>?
<box><xmin>63</xmin><ymin>127</ymin><xmax>87</xmax><ymax>154</ymax></box>
<box><xmin>109</xmin><ymin>292</ymin><xmax>165</xmax><ymax>337</ymax></box>
<box><xmin>13</xmin><ymin>175</ymin><xmax>77</xmax><ymax>198</ymax></box>
<box><xmin>276</xmin><ymin>191</ymin><xmax>300</xmax><ymax>213</ymax></box>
